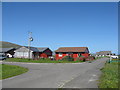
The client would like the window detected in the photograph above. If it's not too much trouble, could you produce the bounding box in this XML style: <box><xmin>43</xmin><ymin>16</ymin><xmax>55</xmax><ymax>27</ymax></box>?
<box><xmin>59</xmin><ymin>53</ymin><xmax>62</xmax><ymax>57</ymax></box>
<box><xmin>78</xmin><ymin>53</ymin><xmax>81</xmax><ymax>57</ymax></box>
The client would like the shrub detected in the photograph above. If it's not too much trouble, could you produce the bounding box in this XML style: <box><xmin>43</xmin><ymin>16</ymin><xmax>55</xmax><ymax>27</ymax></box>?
<box><xmin>79</xmin><ymin>57</ymin><xmax>86</xmax><ymax>62</ymax></box>
<box><xmin>85</xmin><ymin>56</ymin><xmax>95</xmax><ymax>61</ymax></box>
<box><xmin>75</xmin><ymin>57</ymin><xmax>84</xmax><ymax>62</ymax></box>
<box><xmin>76</xmin><ymin>57</ymin><xmax>86</xmax><ymax>61</ymax></box>
<box><xmin>62</xmin><ymin>56</ymin><xmax>74</xmax><ymax>61</ymax></box>
<box><xmin>75</xmin><ymin>57</ymin><xmax>80</xmax><ymax>61</ymax></box>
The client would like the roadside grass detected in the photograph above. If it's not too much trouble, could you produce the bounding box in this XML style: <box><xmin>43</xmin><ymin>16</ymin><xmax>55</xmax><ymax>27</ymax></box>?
<box><xmin>5</xmin><ymin>58</ymin><xmax>85</xmax><ymax>63</ymax></box>
<box><xmin>95</xmin><ymin>57</ymin><xmax>103</xmax><ymax>60</ymax></box>
<box><xmin>99</xmin><ymin>61</ymin><xmax>119</xmax><ymax>88</ymax></box>
<box><xmin>112</xmin><ymin>58</ymin><xmax>119</xmax><ymax>60</ymax></box>
<box><xmin>0</xmin><ymin>64</ymin><xmax>28</xmax><ymax>80</ymax></box>
<box><xmin>0</xmin><ymin>64</ymin><xmax>2</xmax><ymax>80</ymax></box>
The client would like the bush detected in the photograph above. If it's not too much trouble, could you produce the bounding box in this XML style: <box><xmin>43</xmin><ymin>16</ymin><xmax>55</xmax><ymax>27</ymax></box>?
<box><xmin>85</xmin><ymin>56</ymin><xmax>95</xmax><ymax>61</ymax></box>
<box><xmin>75</xmin><ymin>57</ymin><xmax>84</xmax><ymax>62</ymax></box>
<box><xmin>76</xmin><ymin>57</ymin><xmax>86</xmax><ymax>62</ymax></box>
<box><xmin>80</xmin><ymin>57</ymin><xmax>86</xmax><ymax>61</ymax></box>
<box><xmin>75</xmin><ymin>56</ymin><xmax>95</xmax><ymax>62</ymax></box>
<box><xmin>62</xmin><ymin>56</ymin><xmax>74</xmax><ymax>61</ymax></box>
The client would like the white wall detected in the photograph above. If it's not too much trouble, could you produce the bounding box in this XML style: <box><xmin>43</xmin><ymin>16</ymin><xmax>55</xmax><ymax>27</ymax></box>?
<box><xmin>14</xmin><ymin>51</ymin><xmax>33</xmax><ymax>58</ymax></box>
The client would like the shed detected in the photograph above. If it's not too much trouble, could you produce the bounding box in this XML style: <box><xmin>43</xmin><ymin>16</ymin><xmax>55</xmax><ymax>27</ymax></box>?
<box><xmin>14</xmin><ymin>46</ymin><xmax>52</xmax><ymax>59</ymax></box>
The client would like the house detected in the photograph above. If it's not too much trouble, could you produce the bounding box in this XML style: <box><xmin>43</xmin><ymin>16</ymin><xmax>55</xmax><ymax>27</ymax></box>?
<box><xmin>96</xmin><ymin>51</ymin><xmax>112</xmax><ymax>57</ymax></box>
<box><xmin>55</xmin><ymin>47</ymin><xmax>90</xmax><ymax>60</ymax></box>
<box><xmin>0</xmin><ymin>48</ymin><xmax>16</xmax><ymax>58</ymax></box>
<box><xmin>14</xmin><ymin>46</ymin><xmax>52</xmax><ymax>59</ymax></box>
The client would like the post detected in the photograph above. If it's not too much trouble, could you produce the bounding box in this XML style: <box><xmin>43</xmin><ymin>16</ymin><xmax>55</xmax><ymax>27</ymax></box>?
<box><xmin>109</xmin><ymin>54</ymin><xmax>112</xmax><ymax>63</ymax></box>
<box><xmin>28</xmin><ymin>32</ymin><xmax>32</xmax><ymax>60</ymax></box>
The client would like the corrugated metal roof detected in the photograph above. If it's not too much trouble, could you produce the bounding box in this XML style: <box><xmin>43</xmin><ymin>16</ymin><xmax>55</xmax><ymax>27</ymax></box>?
<box><xmin>23</xmin><ymin>46</ymin><xmax>48</xmax><ymax>52</ymax></box>
<box><xmin>96</xmin><ymin>51</ymin><xmax>111</xmax><ymax>55</ymax></box>
<box><xmin>0</xmin><ymin>48</ymin><xmax>15</xmax><ymax>53</ymax></box>
<box><xmin>37</xmin><ymin>48</ymin><xmax>48</xmax><ymax>52</ymax></box>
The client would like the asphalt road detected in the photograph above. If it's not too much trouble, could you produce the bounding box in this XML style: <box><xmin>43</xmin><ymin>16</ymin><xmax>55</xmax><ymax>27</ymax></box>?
<box><xmin>2</xmin><ymin>58</ymin><xmax>108</xmax><ymax>88</ymax></box>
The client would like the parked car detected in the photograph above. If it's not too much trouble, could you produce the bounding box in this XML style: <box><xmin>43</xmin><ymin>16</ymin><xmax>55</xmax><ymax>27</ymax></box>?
<box><xmin>0</xmin><ymin>53</ymin><xmax>6</xmax><ymax>60</ymax></box>
<box><xmin>49</xmin><ymin>56</ymin><xmax>55</xmax><ymax>60</ymax></box>
<box><xmin>111</xmin><ymin>55</ymin><xmax>118</xmax><ymax>59</ymax></box>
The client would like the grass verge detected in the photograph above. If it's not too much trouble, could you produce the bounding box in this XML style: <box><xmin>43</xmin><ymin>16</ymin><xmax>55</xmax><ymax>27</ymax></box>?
<box><xmin>5</xmin><ymin>58</ymin><xmax>85</xmax><ymax>63</ymax></box>
<box><xmin>0</xmin><ymin>64</ymin><xmax>28</xmax><ymax>79</ymax></box>
<box><xmin>99</xmin><ymin>61</ymin><xmax>119</xmax><ymax>88</ymax></box>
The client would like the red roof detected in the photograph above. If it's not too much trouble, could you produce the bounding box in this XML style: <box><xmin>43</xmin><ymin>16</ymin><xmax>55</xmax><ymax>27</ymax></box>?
<box><xmin>55</xmin><ymin>47</ymin><xmax>89</xmax><ymax>52</ymax></box>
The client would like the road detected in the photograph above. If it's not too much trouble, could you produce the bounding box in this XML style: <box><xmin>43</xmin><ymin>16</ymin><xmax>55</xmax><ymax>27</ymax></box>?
<box><xmin>2</xmin><ymin>58</ymin><xmax>108</xmax><ymax>88</ymax></box>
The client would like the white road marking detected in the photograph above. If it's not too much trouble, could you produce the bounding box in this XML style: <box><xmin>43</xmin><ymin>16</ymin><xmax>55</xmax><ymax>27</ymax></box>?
<box><xmin>88</xmin><ymin>74</ymin><xmax>97</xmax><ymax>83</ymax></box>
<box><xmin>92</xmin><ymin>74</ymin><xmax>97</xmax><ymax>76</ymax></box>
<box><xmin>58</xmin><ymin>75</ymin><xmax>78</xmax><ymax>88</ymax></box>
<box><xmin>89</xmin><ymin>78</ymin><xmax>96</xmax><ymax>82</ymax></box>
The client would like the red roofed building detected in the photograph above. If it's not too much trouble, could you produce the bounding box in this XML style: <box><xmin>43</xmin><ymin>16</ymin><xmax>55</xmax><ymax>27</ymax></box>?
<box><xmin>55</xmin><ymin>47</ymin><xmax>90</xmax><ymax>61</ymax></box>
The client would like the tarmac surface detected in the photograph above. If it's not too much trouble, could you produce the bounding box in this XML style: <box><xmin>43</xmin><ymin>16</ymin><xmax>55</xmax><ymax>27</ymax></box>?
<box><xmin>2</xmin><ymin>58</ymin><xmax>108</xmax><ymax>88</ymax></box>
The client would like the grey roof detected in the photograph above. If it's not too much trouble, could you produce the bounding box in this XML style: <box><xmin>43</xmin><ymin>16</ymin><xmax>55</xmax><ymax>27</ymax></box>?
<box><xmin>96</xmin><ymin>51</ymin><xmax>111</xmax><ymax>55</ymax></box>
<box><xmin>0</xmin><ymin>48</ymin><xmax>15</xmax><ymax>53</ymax></box>
<box><xmin>37</xmin><ymin>48</ymin><xmax>49</xmax><ymax>52</ymax></box>
<box><xmin>23</xmin><ymin>46</ymin><xmax>48</xmax><ymax>52</ymax></box>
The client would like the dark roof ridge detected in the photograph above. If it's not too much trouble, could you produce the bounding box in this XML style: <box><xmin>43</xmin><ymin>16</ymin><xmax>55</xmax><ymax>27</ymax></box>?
<box><xmin>24</xmin><ymin>46</ymin><xmax>48</xmax><ymax>48</ymax></box>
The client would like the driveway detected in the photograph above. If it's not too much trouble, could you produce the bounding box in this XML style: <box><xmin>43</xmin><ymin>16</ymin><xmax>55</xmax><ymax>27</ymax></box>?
<box><xmin>2</xmin><ymin>58</ymin><xmax>108</xmax><ymax>88</ymax></box>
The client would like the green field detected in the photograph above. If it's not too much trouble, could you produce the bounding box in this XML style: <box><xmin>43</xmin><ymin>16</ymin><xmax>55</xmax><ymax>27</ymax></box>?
<box><xmin>99</xmin><ymin>61</ymin><xmax>119</xmax><ymax>88</ymax></box>
<box><xmin>0</xmin><ymin>64</ymin><xmax>28</xmax><ymax>79</ymax></box>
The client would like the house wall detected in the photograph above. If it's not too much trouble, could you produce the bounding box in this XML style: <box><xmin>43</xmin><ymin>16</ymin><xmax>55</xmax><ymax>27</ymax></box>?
<box><xmin>43</xmin><ymin>49</ymin><xmax>52</xmax><ymax>56</ymax></box>
<box><xmin>55</xmin><ymin>52</ymin><xmax>89</xmax><ymax>60</ymax></box>
<box><xmin>56</xmin><ymin>53</ymin><xmax>67</xmax><ymax>60</ymax></box>
<box><xmin>33</xmin><ymin>52</ymin><xmax>40</xmax><ymax>59</ymax></box>
<box><xmin>81</xmin><ymin>53</ymin><xmax>89</xmax><ymax>57</ymax></box>
<box><xmin>40</xmin><ymin>49</ymin><xmax>52</xmax><ymax>58</ymax></box>
<box><xmin>14</xmin><ymin>51</ymin><xmax>33</xmax><ymax>58</ymax></box>
<box><xmin>14</xmin><ymin>47</ymin><xmax>33</xmax><ymax>59</ymax></box>
<box><xmin>73</xmin><ymin>53</ymin><xmax>78</xmax><ymax>58</ymax></box>
<box><xmin>40</xmin><ymin>53</ymin><xmax>48</xmax><ymax>58</ymax></box>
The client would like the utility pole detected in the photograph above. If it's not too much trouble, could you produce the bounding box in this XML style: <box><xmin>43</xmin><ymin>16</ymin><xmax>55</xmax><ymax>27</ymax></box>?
<box><xmin>28</xmin><ymin>32</ymin><xmax>32</xmax><ymax>60</ymax></box>
<box><xmin>109</xmin><ymin>53</ymin><xmax>112</xmax><ymax>63</ymax></box>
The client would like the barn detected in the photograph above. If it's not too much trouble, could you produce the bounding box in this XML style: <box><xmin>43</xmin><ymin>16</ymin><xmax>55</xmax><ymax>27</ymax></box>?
<box><xmin>14</xmin><ymin>46</ymin><xmax>52</xmax><ymax>59</ymax></box>
<box><xmin>55</xmin><ymin>47</ymin><xmax>90</xmax><ymax>60</ymax></box>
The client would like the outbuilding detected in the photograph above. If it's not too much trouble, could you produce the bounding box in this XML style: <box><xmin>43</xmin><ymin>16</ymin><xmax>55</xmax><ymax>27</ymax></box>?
<box><xmin>96</xmin><ymin>51</ymin><xmax>112</xmax><ymax>57</ymax></box>
<box><xmin>14</xmin><ymin>46</ymin><xmax>52</xmax><ymax>59</ymax></box>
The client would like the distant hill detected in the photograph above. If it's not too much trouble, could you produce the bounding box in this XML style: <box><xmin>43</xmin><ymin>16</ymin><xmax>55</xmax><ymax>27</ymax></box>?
<box><xmin>0</xmin><ymin>41</ymin><xmax>22</xmax><ymax>48</ymax></box>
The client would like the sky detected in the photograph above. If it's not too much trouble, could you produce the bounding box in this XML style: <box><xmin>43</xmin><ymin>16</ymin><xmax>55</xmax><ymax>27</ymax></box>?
<box><xmin>2</xmin><ymin>2</ymin><xmax>118</xmax><ymax>54</ymax></box>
